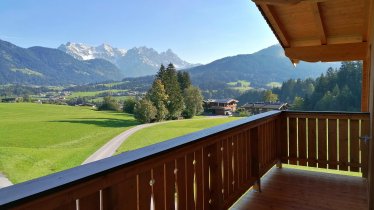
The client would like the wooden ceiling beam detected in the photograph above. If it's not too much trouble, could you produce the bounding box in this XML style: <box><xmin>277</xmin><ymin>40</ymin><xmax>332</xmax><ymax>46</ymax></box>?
<box><xmin>252</xmin><ymin>0</ymin><xmax>327</xmax><ymax>5</ymax></box>
<box><xmin>260</xmin><ymin>4</ymin><xmax>290</xmax><ymax>47</ymax></box>
<box><xmin>284</xmin><ymin>42</ymin><xmax>368</xmax><ymax>62</ymax></box>
<box><xmin>311</xmin><ymin>3</ymin><xmax>327</xmax><ymax>45</ymax></box>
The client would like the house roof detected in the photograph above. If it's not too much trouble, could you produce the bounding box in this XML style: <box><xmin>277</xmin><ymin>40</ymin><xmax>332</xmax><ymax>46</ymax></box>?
<box><xmin>253</xmin><ymin>0</ymin><xmax>373</xmax><ymax>63</ymax></box>
<box><xmin>204</xmin><ymin>98</ymin><xmax>239</xmax><ymax>103</ymax></box>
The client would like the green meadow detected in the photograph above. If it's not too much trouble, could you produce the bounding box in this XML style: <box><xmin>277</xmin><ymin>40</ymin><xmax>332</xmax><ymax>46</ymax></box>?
<box><xmin>68</xmin><ymin>89</ymin><xmax>125</xmax><ymax>98</ymax></box>
<box><xmin>116</xmin><ymin>117</ymin><xmax>241</xmax><ymax>153</ymax></box>
<box><xmin>0</xmin><ymin>103</ymin><xmax>138</xmax><ymax>183</ymax></box>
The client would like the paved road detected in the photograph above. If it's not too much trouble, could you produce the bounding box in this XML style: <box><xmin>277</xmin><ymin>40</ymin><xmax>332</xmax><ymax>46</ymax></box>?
<box><xmin>82</xmin><ymin>122</ymin><xmax>165</xmax><ymax>164</ymax></box>
<box><xmin>82</xmin><ymin>116</ymin><xmax>228</xmax><ymax>164</ymax></box>
<box><xmin>0</xmin><ymin>173</ymin><xmax>12</xmax><ymax>188</ymax></box>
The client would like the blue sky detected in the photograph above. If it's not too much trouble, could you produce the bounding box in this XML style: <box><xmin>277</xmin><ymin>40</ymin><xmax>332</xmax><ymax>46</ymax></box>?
<box><xmin>0</xmin><ymin>0</ymin><xmax>278</xmax><ymax>64</ymax></box>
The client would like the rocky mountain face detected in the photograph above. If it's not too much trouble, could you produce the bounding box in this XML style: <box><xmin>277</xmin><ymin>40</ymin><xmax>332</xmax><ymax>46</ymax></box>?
<box><xmin>58</xmin><ymin>42</ymin><xmax>197</xmax><ymax>77</ymax></box>
<box><xmin>0</xmin><ymin>39</ymin><xmax>123</xmax><ymax>85</ymax></box>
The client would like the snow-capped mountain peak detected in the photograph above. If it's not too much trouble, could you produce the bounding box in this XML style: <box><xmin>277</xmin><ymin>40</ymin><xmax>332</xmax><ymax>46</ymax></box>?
<box><xmin>58</xmin><ymin>42</ymin><xmax>198</xmax><ymax>78</ymax></box>
<box><xmin>58</xmin><ymin>42</ymin><xmax>126</xmax><ymax>62</ymax></box>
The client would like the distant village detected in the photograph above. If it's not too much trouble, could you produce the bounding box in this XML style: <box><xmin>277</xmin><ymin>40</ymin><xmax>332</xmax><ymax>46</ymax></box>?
<box><xmin>203</xmin><ymin>98</ymin><xmax>288</xmax><ymax>116</ymax></box>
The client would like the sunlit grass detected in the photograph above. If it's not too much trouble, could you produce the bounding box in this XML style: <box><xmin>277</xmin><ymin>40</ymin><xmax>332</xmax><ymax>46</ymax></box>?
<box><xmin>116</xmin><ymin>117</ymin><xmax>242</xmax><ymax>154</ymax></box>
<box><xmin>0</xmin><ymin>103</ymin><xmax>138</xmax><ymax>183</ymax></box>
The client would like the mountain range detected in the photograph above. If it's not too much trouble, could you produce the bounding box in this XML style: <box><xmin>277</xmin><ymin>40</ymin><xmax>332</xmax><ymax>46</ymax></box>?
<box><xmin>0</xmin><ymin>39</ymin><xmax>340</xmax><ymax>87</ymax></box>
<box><xmin>186</xmin><ymin>45</ymin><xmax>340</xmax><ymax>89</ymax></box>
<box><xmin>0</xmin><ymin>39</ymin><xmax>122</xmax><ymax>85</ymax></box>
<box><xmin>58</xmin><ymin>42</ymin><xmax>197</xmax><ymax>77</ymax></box>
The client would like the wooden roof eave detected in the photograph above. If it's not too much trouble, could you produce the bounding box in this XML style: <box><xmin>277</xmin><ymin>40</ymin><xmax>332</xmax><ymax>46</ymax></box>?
<box><xmin>254</xmin><ymin>0</ymin><xmax>370</xmax><ymax>63</ymax></box>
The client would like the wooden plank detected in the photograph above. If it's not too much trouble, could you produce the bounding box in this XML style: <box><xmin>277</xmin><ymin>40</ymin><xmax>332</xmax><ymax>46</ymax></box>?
<box><xmin>246</xmin><ymin>130</ymin><xmax>252</xmax><ymax>180</ymax></box>
<box><xmin>164</xmin><ymin>161</ymin><xmax>175</xmax><ymax>210</ymax></box>
<box><xmin>194</xmin><ymin>149</ymin><xmax>203</xmax><ymax>210</ymax></box>
<box><xmin>234</xmin><ymin>134</ymin><xmax>240</xmax><ymax>190</ymax></box>
<box><xmin>285</xmin><ymin>42</ymin><xmax>368</xmax><ymax>62</ymax></box>
<box><xmin>102</xmin><ymin>176</ymin><xmax>137</xmax><ymax>210</ymax></box>
<box><xmin>222</xmin><ymin>139</ymin><xmax>229</xmax><ymax>200</ymax></box>
<box><xmin>318</xmin><ymin>119</ymin><xmax>327</xmax><ymax>168</ymax></box>
<box><xmin>54</xmin><ymin>200</ymin><xmax>76</xmax><ymax>210</ymax></box>
<box><xmin>361</xmin><ymin>120</ymin><xmax>370</xmax><ymax>178</ymax></box>
<box><xmin>79</xmin><ymin>191</ymin><xmax>100</xmax><ymax>210</ymax></box>
<box><xmin>280</xmin><ymin>116</ymin><xmax>288</xmax><ymax>164</ymax></box>
<box><xmin>210</xmin><ymin>143</ymin><xmax>223</xmax><ymax>209</ymax></box>
<box><xmin>186</xmin><ymin>153</ymin><xmax>195</xmax><ymax>210</ymax></box>
<box><xmin>203</xmin><ymin>145</ymin><xmax>211</xmax><ymax>210</ymax></box>
<box><xmin>339</xmin><ymin>119</ymin><xmax>349</xmax><ymax>171</ymax></box>
<box><xmin>176</xmin><ymin>156</ymin><xmax>187</xmax><ymax>210</ymax></box>
<box><xmin>288</xmin><ymin>118</ymin><xmax>298</xmax><ymax>165</ymax></box>
<box><xmin>138</xmin><ymin>171</ymin><xmax>152</xmax><ymax>210</ymax></box>
<box><xmin>238</xmin><ymin>133</ymin><xmax>244</xmax><ymax>186</ymax></box>
<box><xmin>259</xmin><ymin>4</ymin><xmax>290</xmax><ymax>47</ymax></box>
<box><xmin>349</xmin><ymin>120</ymin><xmax>360</xmax><ymax>172</ymax></box>
<box><xmin>152</xmin><ymin>165</ymin><xmax>165</xmax><ymax>210</ymax></box>
<box><xmin>250</xmin><ymin>127</ymin><xmax>259</xmax><ymax>180</ymax></box>
<box><xmin>328</xmin><ymin>119</ymin><xmax>338</xmax><ymax>169</ymax></box>
<box><xmin>253</xmin><ymin>0</ymin><xmax>327</xmax><ymax>5</ymax></box>
<box><xmin>285</xmin><ymin>112</ymin><xmax>370</xmax><ymax>120</ymax></box>
<box><xmin>311</xmin><ymin>2</ymin><xmax>327</xmax><ymax>45</ymax></box>
<box><xmin>362</xmin><ymin>60</ymin><xmax>370</xmax><ymax>112</ymax></box>
<box><xmin>232</xmin><ymin>168</ymin><xmax>368</xmax><ymax>210</ymax></box>
<box><xmin>298</xmin><ymin>118</ymin><xmax>307</xmax><ymax>166</ymax></box>
<box><xmin>227</xmin><ymin>137</ymin><xmax>234</xmax><ymax>196</ymax></box>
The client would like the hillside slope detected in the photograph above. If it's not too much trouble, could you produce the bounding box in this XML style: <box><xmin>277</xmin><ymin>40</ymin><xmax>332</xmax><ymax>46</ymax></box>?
<box><xmin>0</xmin><ymin>39</ymin><xmax>123</xmax><ymax>85</ymax></box>
<box><xmin>187</xmin><ymin>45</ymin><xmax>340</xmax><ymax>88</ymax></box>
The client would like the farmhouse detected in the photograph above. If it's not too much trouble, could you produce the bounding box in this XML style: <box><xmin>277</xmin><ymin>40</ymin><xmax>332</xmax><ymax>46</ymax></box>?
<box><xmin>242</xmin><ymin>102</ymin><xmax>289</xmax><ymax>114</ymax></box>
<box><xmin>203</xmin><ymin>98</ymin><xmax>238</xmax><ymax>115</ymax></box>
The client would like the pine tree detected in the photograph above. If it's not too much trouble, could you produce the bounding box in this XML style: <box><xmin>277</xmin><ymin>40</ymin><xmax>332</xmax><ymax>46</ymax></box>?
<box><xmin>147</xmin><ymin>79</ymin><xmax>169</xmax><ymax>121</ymax></box>
<box><xmin>160</xmin><ymin>63</ymin><xmax>184</xmax><ymax>119</ymax></box>
<box><xmin>156</xmin><ymin>64</ymin><xmax>166</xmax><ymax>81</ymax></box>
<box><xmin>177</xmin><ymin>71</ymin><xmax>192</xmax><ymax>92</ymax></box>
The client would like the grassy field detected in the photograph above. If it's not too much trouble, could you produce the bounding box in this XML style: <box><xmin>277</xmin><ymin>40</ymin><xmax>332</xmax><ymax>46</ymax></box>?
<box><xmin>68</xmin><ymin>89</ymin><xmax>126</xmax><ymax>98</ymax></box>
<box><xmin>116</xmin><ymin>117</ymin><xmax>242</xmax><ymax>154</ymax></box>
<box><xmin>0</xmin><ymin>103</ymin><xmax>138</xmax><ymax>183</ymax></box>
<box><xmin>227</xmin><ymin>80</ymin><xmax>252</xmax><ymax>92</ymax></box>
<box><xmin>266</xmin><ymin>82</ymin><xmax>282</xmax><ymax>88</ymax></box>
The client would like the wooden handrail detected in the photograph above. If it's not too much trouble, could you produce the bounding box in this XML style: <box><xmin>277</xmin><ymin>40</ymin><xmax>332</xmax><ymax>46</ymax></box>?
<box><xmin>0</xmin><ymin>111</ymin><xmax>282</xmax><ymax>209</ymax></box>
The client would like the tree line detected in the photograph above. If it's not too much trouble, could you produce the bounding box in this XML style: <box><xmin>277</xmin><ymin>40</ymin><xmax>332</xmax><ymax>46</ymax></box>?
<box><xmin>238</xmin><ymin>61</ymin><xmax>362</xmax><ymax>111</ymax></box>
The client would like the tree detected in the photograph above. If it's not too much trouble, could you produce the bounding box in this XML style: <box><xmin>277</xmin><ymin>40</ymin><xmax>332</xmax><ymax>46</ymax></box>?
<box><xmin>182</xmin><ymin>86</ymin><xmax>204</xmax><ymax>118</ymax></box>
<box><xmin>133</xmin><ymin>98</ymin><xmax>157</xmax><ymax>123</ymax></box>
<box><xmin>263</xmin><ymin>90</ymin><xmax>278</xmax><ymax>102</ymax></box>
<box><xmin>123</xmin><ymin>97</ymin><xmax>136</xmax><ymax>114</ymax></box>
<box><xmin>292</xmin><ymin>96</ymin><xmax>304</xmax><ymax>110</ymax></box>
<box><xmin>98</xmin><ymin>96</ymin><xmax>120</xmax><ymax>111</ymax></box>
<box><xmin>147</xmin><ymin>79</ymin><xmax>169</xmax><ymax>121</ymax></box>
<box><xmin>156</xmin><ymin>64</ymin><xmax>166</xmax><ymax>81</ymax></box>
<box><xmin>161</xmin><ymin>63</ymin><xmax>184</xmax><ymax>119</ymax></box>
<box><xmin>177</xmin><ymin>71</ymin><xmax>192</xmax><ymax>92</ymax></box>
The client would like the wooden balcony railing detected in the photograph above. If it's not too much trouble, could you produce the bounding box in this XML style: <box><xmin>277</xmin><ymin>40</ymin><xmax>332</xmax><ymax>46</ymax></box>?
<box><xmin>0</xmin><ymin>111</ymin><xmax>281</xmax><ymax>210</ymax></box>
<box><xmin>0</xmin><ymin>110</ymin><xmax>369</xmax><ymax>210</ymax></box>
<box><xmin>281</xmin><ymin>111</ymin><xmax>370</xmax><ymax>177</ymax></box>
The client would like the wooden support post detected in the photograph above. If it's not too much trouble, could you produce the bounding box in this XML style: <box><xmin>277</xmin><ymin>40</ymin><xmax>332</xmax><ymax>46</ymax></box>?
<box><xmin>368</xmin><ymin>6</ymin><xmax>374</xmax><ymax>206</ymax></box>
<box><xmin>362</xmin><ymin>60</ymin><xmax>370</xmax><ymax>112</ymax></box>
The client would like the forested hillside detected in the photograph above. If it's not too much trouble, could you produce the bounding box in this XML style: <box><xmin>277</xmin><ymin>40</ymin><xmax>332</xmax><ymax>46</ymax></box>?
<box><xmin>238</xmin><ymin>61</ymin><xmax>362</xmax><ymax>111</ymax></box>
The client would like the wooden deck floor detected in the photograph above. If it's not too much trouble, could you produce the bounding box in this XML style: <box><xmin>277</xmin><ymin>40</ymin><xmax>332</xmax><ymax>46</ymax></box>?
<box><xmin>231</xmin><ymin>167</ymin><xmax>368</xmax><ymax>210</ymax></box>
